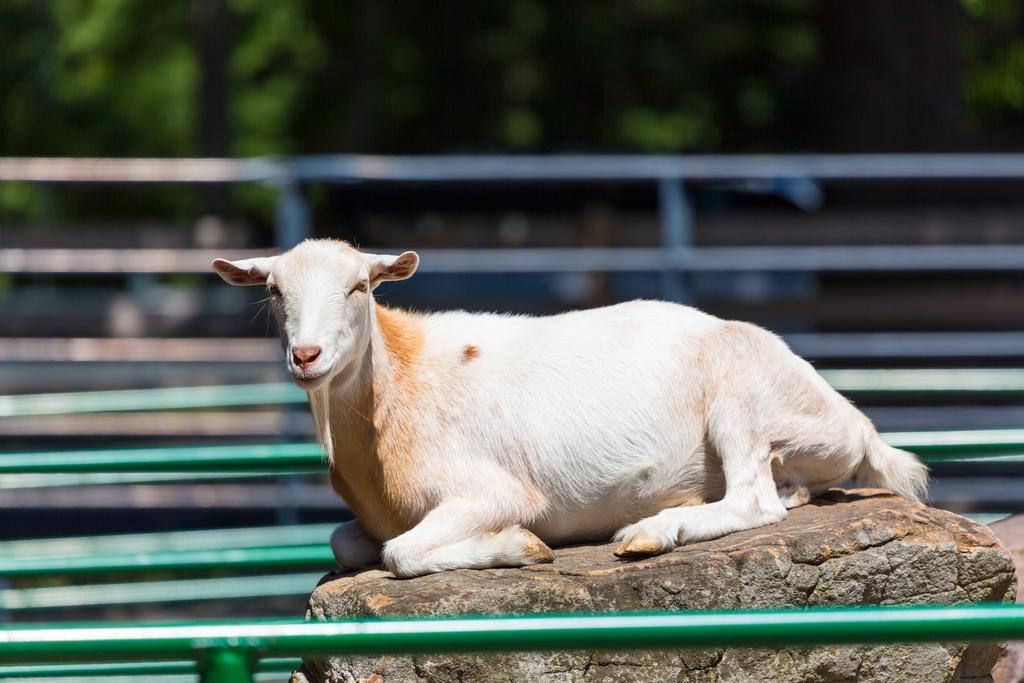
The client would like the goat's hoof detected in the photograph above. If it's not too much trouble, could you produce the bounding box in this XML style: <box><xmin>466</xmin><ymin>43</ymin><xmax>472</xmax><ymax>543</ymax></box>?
<box><xmin>520</xmin><ymin>529</ymin><xmax>555</xmax><ymax>564</ymax></box>
<box><xmin>614</xmin><ymin>533</ymin><xmax>668</xmax><ymax>559</ymax></box>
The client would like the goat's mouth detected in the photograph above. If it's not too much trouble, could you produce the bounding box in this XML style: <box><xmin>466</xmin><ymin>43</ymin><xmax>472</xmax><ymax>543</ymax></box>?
<box><xmin>290</xmin><ymin>369</ymin><xmax>330</xmax><ymax>390</ymax></box>
<box><xmin>288</xmin><ymin>357</ymin><xmax>336</xmax><ymax>390</ymax></box>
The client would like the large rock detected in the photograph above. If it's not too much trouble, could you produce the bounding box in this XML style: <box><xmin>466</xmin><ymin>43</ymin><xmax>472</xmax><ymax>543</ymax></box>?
<box><xmin>293</xmin><ymin>490</ymin><xmax>1016</xmax><ymax>683</ymax></box>
<box><xmin>988</xmin><ymin>515</ymin><xmax>1024</xmax><ymax>683</ymax></box>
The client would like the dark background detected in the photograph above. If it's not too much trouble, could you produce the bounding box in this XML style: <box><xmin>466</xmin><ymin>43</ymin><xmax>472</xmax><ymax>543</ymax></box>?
<box><xmin>3</xmin><ymin>0</ymin><xmax>1024</xmax><ymax>222</ymax></box>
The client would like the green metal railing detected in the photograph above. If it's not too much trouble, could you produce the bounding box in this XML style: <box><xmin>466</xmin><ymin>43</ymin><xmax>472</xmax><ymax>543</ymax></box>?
<box><xmin>3</xmin><ymin>606</ymin><xmax>1024</xmax><ymax>683</ymax></box>
<box><xmin>0</xmin><ymin>545</ymin><xmax>335</xmax><ymax>578</ymax></box>
<box><xmin>0</xmin><ymin>471</ymin><xmax>316</xmax><ymax>491</ymax></box>
<box><xmin>0</xmin><ymin>524</ymin><xmax>336</xmax><ymax>610</ymax></box>
<box><xmin>886</xmin><ymin>428</ymin><xmax>1024</xmax><ymax>461</ymax></box>
<box><xmin>0</xmin><ymin>658</ymin><xmax>298</xmax><ymax>681</ymax></box>
<box><xmin>7</xmin><ymin>368</ymin><xmax>1024</xmax><ymax>419</ymax></box>
<box><xmin>0</xmin><ymin>523</ymin><xmax>338</xmax><ymax>559</ymax></box>
<box><xmin>0</xmin><ymin>384</ymin><xmax>305</xmax><ymax>418</ymax></box>
<box><xmin>1</xmin><ymin>573</ymin><xmax>324</xmax><ymax>611</ymax></box>
<box><xmin>0</xmin><ymin>443</ymin><xmax>324</xmax><ymax>475</ymax></box>
<box><xmin>822</xmin><ymin>368</ymin><xmax>1024</xmax><ymax>395</ymax></box>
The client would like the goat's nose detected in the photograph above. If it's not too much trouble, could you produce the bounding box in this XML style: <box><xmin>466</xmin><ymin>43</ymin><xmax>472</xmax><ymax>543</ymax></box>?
<box><xmin>292</xmin><ymin>345</ymin><xmax>322</xmax><ymax>369</ymax></box>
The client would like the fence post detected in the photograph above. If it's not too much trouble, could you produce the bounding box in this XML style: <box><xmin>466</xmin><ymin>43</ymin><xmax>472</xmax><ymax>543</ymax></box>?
<box><xmin>200</xmin><ymin>648</ymin><xmax>253</xmax><ymax>683</ymax></box>
<box><xmin>657</xmin><ymin>177</ymin><xmax>692</xmax><ymax>303</ymax></box>
<box><xmin>274</xmin><ymin>174</ymin><xmax>312</xmax><ymax>250</ymax></box>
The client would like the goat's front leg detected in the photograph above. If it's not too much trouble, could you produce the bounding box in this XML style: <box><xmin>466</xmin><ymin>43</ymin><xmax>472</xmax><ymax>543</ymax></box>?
<box><xmin>330</xmin><ymin>519</ymin><xmax>383</xmax><ymax>570</ymax></box>
<box><xmin>381</xmin><ymin>498</ymin><xmax>553</xmax><ymax>578</ymax></box>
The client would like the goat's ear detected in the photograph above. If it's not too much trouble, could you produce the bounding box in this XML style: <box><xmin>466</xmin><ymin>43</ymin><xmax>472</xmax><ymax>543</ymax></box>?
<box><xmin>365</xmin><ymin>251</ymin><xmax>419</xmax><ymax>289</ymax></box>
<box><xmin>212</xmin><ymin>256</ymin><xmax>277</xmax><ymax>286</ymax></box>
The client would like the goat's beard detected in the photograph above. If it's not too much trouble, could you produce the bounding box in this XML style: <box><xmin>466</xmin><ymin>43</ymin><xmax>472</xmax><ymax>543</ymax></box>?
<box><xmin>308</xmin><ymin>385</ymin><xmax>333</xmax><ymax>465</ymax></box>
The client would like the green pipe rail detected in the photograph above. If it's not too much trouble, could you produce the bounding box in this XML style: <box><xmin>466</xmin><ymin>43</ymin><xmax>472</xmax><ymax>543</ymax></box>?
<box><xmin>6</xmin><ymin>429</ymin><xmax>1024</xmax><ymax>477</ymax></box>
<box><xmin>885</xmin><ymin>428</ymin><xmax>1024</xmax><ymax>459</ymax></box>
<box><xmin>0</xmin><ymin>546</ymin><xmax>335</xmax><ymax>579</ymax></box>
<box><xmin>0</xmin><ymin>672</ymin><xmax>286</xmax><ymax>683</ymax></box>
<box><xmin>1</xmin><ymin>573</ymin><xmax>323</xmax><ymax>611</ymax></box>
<box><xmin>0</xmin><ymin>443</ymin><xmax>324</xmax><ymax>475</ymax></box>
<box><xmin>8</xmin><ymin>368</ymin><xmax>1024</xmax><ymax>418</ymax></box>
<box><xmin>0</xmin><ymin>471</ymin><xmax>316</xmax><ymax>491</ymax></box>
<box><xmin>822</xmin><ymin>368</ymin><xmax>1024</xmax><ymax>395</ymax></box>
<box><xmin>0</xmin><ymin>529</ymin><xmax>342</xmax><ymax>609</ymax></box>
<box><xmin>0</xmin><ymin>384</ymin><xmax>306</xmax><ymax>418</ymax></box>
<box><xmin>0</xmin><ymin>523</ymin><xmax>338</xmax><ymax>559</ymax></box>
<box><xmin>5</xmin><ymin>606</ymin><xmax>1024</xmax><ymax>683</ymax></box>
<box><xmin>0</xmin><ymin>658</ymin><xmax>298</xmax><ymax>680</ymax></box>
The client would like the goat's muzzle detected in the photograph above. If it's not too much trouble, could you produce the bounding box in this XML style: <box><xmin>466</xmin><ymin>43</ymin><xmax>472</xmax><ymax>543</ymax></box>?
<box><xmin>291</xmin><ymin>345</ymin><xmax>322</xmax><ymax>370</ymax></box>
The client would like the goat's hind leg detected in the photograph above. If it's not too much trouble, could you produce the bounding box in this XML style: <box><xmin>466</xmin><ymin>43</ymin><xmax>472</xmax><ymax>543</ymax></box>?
<box><xmin>614</xmin><ymin>443</ymin><xmax>787</xmax><ymax>558</ymax></box>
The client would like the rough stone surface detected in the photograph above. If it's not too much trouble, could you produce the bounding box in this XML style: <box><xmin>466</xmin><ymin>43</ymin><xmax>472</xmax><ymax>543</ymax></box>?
<box><xmin>292</xmin><ymin>490</ymin><xmax>1016</xmax><ymax>683</ymax></box>
<box><xmin>989</xmin><ymin>514</ymin><xmax>1024</xmax><ymax>683</ymax></box>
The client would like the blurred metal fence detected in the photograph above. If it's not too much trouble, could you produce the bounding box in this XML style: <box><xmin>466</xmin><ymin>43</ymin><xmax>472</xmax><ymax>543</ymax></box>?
<box><xmin>7</xmin><ymin>154</ymin><xmax>1024</xmax><ymax>297</ymax></box>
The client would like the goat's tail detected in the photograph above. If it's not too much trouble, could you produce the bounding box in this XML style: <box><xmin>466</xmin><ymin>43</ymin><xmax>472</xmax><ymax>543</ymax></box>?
<box><xmin>855</xmin><ymin>432</ymin><xmax>929</xmax><ymax>501</ymax></box>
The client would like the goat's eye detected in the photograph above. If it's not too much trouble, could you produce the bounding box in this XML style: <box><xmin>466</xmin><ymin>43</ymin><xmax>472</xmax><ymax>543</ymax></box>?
<box><xmin>350</xmin><ymin>281</ymin><xmax>368</xmax><ymax>294</ymax></box>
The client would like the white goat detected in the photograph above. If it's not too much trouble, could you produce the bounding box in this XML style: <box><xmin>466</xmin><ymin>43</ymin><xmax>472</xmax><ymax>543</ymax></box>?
<box><xmin>214</xmin><ymin>239</ymin><xmax>927</xmax><ymax>578</ymax></box>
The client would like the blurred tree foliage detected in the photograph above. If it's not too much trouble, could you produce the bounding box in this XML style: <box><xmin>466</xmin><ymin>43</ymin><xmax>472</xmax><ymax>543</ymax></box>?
<box><xmin>1</xmin><ymin>0</ymin><xmax>1023</xmax><ymax>220</ymax></box>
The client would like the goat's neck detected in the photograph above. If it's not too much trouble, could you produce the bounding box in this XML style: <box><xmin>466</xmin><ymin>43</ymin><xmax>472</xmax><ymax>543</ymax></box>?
<box><xmin>312</xmin><ymin>304</ymin><xmax>403</xmax><ymax>456</ymax></box>
<box><xmin>310</xmin><ymin>303</ymin><xmax>424</xmax><ymax>540</ymax></box>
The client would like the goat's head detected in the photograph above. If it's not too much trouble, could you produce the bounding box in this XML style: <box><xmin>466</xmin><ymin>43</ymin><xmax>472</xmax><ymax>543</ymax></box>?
<box><xmin>213</xmin><ymin>239</ymin><xmax>419</xmax><ymax>390</ymax></box>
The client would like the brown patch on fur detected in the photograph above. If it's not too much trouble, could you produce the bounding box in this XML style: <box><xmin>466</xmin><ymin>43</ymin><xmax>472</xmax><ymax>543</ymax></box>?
<box><xmin>371</xmin><ymin>306</ymin><xmax>428</xmax><ymax>535</ymax></box>
<box><xmin>461</xmin><ymin>344</ymin><xmax>480</xmax><ymax>362</ymax></box>
<box><xmin>323</xmin><ymin>305</ymin><xmax>429</xmax><ymax>543</ymax></box>
<box><xmin>375</xmin><ymin>304</ymin><xmax>425</xmax><ymax>381</ymax></box>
